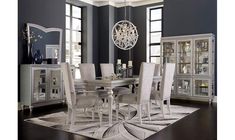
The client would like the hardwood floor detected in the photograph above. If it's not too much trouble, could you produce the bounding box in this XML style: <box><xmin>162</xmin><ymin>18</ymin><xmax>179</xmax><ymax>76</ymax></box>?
<box><xmin>18</xmin><ymin>100</ymin><xmax>217</xmax><ymax>140</ymax></box>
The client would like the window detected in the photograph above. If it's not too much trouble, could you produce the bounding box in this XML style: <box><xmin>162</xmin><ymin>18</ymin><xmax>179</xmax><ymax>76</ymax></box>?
<box><xmin>66</xmin><ymin>3</ymin><xmax>82</xmax><ymax>79</ymax></box>
<box><xmin>147</xmin><ymin>7</ymin><xmax>162</xmax><ymax>64</ymax></box>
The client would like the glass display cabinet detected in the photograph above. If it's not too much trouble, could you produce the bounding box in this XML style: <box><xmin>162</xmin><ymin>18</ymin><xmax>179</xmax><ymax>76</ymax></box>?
<box><xmin>161</xmin><ymin>34</ymin><xmax>215</xmax><ymax>103</ymax></box>
<box><xmin>20</xmin><ymin>64</ymin><xmax>64</xmax><ymax>111</ymax></box>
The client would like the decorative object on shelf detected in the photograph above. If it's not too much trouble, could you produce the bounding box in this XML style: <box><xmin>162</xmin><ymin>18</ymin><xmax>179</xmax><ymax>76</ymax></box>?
<box><xmin>121</xmin><ymin>63</ymin><xmax>127</xmax><ymax>78</ymax></box>
<box><xmin>116</xmin><ymin>59</ymin><xmax>122</xmax><ymax>78</ymax></box>
<box><xmin>127</xmin><ymin>60</ymin><xmax>133</xmax><ymax>77</ymax></box>
<box><xmin>33</xmin><ymin>49</ymin><xmax>43</xmax><ymax>64</ymax></box>
<box><xmin>111</xmin><ymin>0</ymin><xmax>138</xmax><ymax>50</ymax></box>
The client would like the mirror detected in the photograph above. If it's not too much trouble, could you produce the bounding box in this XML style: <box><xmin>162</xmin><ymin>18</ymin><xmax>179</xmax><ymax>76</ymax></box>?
<box><xmin>26</xmin><ymin>23</ymin><xmax>62</xmax><ymax>64</ymax></box>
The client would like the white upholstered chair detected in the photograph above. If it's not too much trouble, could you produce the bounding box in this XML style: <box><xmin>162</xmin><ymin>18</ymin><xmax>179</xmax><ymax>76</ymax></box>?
<box><xmin>80</xmin><ymin>63</ymin><xmax>108</xmax><ymax>98</ymax></box>
<box><xmin>151</xmin><ymin>63</ymin><xmax>175</xmax><ymax>118</ymax></box>
<box><xmin>61</xmin><ymin>63</ymin><xmax>103</xmax><ymax>127</ymax></box>
<box><xmin>100</xmin><ymin>63</ymin><xmax>130</xmax><ymax>96</ymax></box>
<box><xmin>115</xmin><ymin>62</ymin><xmax>155</xmax><ymax>124</ymax></box>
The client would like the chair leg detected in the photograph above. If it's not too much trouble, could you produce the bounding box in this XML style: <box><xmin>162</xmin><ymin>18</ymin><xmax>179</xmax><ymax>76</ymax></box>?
<box><xmin>92</xmin><ymin>108</ymin><xmax>95</xmax><ymax>121</ymax></box>
<box><xmin>160</xmin><ymin>100</ymin><xmax>165</xmax><ymax>118</ymax></box>
<box><xmin>66</xmin><ymin>108</ymin><xmax>72</xmax><ymax>125</ymax></box>
<box><xmin>98</xmin><ymin>107</ymin><xmax>102</xmax><ymax>127</ymax></box>
<box><xmin>71</xmin><ymin>109</ymin><xmax>75</xmax><ymax>125</ymax></box>
<box><xmin>128</xmin><ymin>104</ymin><xmax>130</xmax><ymax>119</ymax></box>
<box><xmin>167</xmin><ymin>99</ymin><xmax>171</xmax><ymax>115</ymax></box>
<box><xmin>147</xmin><ymin>102</ymin><xmax>151</xmax><ymax>121</ymax></box>
<box><xmin>116</xmin><ymin>102</ymin><xmax>119</xmax><ymax>121</ymax></box>
<box><xmin>138</xmin><ymin>104</ymin><xmax>142</xmax><ymax>125</ymax></box>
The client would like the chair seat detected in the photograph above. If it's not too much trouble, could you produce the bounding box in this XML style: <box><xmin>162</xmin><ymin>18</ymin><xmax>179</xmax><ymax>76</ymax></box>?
<box><xmin>117</xmin><ymin>94</ymin><xmax>137</xmax><ymax>104</ymax></box>
<box><xmin>76</xmin><ymin>95</ymin><xmax>101</xmax><ymax>108</ymax></box>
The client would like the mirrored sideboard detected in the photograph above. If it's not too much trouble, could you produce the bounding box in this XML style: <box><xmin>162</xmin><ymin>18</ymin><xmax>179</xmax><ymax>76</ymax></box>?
<box><xmin>161</xmin><ymin>33</ymin><xmax>215</xmax><ymax>103</ymax></box>
<box><xmin>20</xmin><ymin>64</ymin><xmax>64</xmax><ymax>111</ymax></box>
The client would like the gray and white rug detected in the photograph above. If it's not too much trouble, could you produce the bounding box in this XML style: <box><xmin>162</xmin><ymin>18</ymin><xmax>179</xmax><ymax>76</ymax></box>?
<box><xmin>25</xmin><ymin>103</ymin><xmax>198</xmax><ymax>140</ymax></box>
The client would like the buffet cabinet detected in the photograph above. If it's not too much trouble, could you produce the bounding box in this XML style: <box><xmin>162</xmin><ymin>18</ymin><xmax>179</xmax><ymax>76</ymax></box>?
<box><xmin>161</xmin><ymin>33</ymin><xmax>215</xmax><ymax>102</ymax></box>
<box><xmin>20</xmin><ymin>64</ymin><xmax>64</xmax><ymax>111</ymax></box>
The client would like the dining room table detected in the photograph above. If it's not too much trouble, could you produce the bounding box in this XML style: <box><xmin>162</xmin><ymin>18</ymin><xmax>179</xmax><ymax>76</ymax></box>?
<box><xmin>74</xmin><ymin>75</ymin><xmax>162</xmax><ymax>126</ymax></box>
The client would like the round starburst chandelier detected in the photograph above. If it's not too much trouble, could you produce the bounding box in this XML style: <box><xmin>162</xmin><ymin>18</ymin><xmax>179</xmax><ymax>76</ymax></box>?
<box><xmin>112</xmin><ymin>20</ymin><xmax>138</xmax><ymax>50</ymax></box>
<box><xmin>111</xmin><ymin>0</ymin><xmax>139</xmax><ymax>50</ymax></box>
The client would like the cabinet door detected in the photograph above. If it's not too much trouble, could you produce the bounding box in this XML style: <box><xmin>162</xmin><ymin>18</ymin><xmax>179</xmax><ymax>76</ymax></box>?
<box><xmin>177</xmin><ymin>40</ymin><xmax>192</xmax><ymax>75</ymax></box>
<box><xmin>161</xmin><ymin>41</ymin><xmax>176</xmax><ymax>63</ymax></box>
<box><xmin>193</xmin><ymin>79</ymin><xmax>210</xmax><ymax>97</ymax></box>
<box><xmin>32</xmin><ymin>68</ymin><xmax>47</xmax><ymax>103</ymax></box>
<box><xmin>176</xmin><ymin>78</ymin><xmax>192</xmax><ymax>96</ymax></box>
<box><xmin>194</xmin><ymin>38</ymin><xmax>210</xmax><ymax>75</ymax></box>
<box><xmin>48</xmin><ymin>68</ymin><xmax>63</xmax><ymax>100</ymax></box>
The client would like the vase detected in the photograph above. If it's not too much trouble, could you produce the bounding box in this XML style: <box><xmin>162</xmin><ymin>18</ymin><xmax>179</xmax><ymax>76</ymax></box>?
<box><xmin>28</xmin><ymin>44</ymin><xmax>34</xmax><ymax>64</ymax></box>
<box><xmin>33</xmin><ymin>49</ymin><xmax>43</xmax><ymax>64</ymax></box>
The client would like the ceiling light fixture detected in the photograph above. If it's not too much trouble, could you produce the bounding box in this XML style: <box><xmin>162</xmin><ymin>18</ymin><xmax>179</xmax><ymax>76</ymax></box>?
<box><xmin>111</xmin><ymin>0</ymin><xmax>139</xmax><ymax>50</ymax></box>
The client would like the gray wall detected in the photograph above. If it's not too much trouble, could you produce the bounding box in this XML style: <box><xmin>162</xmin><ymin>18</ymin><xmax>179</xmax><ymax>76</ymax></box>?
<box><xmin>18</xmin><ymin>0</ymin><xmax>66</xmax><ymax>65</ymax></box>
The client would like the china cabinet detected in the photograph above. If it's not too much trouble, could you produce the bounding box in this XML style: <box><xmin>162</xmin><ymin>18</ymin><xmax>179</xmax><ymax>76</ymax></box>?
<box><xmin>161</xmin><ymin>33</ymin><xmax>215</xmax><ymax>102</ymax></box>
<box><xmin>20</xmin><ymin>64</ymin><xmax>64</xmax><ymax>111</ymax></box>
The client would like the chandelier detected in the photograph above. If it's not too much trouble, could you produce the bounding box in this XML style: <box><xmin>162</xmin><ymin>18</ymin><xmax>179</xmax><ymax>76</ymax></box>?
<box><xmin>111</xmin><ymin>1</ymin><xmax>139</xmax><ymax>50</ymax></box>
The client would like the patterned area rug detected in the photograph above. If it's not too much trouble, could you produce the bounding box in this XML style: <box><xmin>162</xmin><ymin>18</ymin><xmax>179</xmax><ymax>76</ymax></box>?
<box><xmin>25</xmin><ymin>103</ymin><xmax>198</xmax><ymax>140</ymax></box>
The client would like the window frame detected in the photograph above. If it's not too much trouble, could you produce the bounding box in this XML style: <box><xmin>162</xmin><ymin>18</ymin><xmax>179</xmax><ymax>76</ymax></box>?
<box><xmin>147</xmin><ymin>6</ymin><xmax>163</xmax><ymax>63</ymax></box>
<box><xmin>66</xmin><ymin>3</ymin><xmax>83</xmax><ymax>79</ymax></box>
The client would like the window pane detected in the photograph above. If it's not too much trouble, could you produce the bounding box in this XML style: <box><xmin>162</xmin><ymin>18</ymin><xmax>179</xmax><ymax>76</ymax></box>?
<box><xmin>66</xmin><ymin>16</ymin><xmax>70</xmax><ymax>29</ymax></box>
<box><xmin>75</xmin><ymin>68</ymin><xmax>81</xmax><ymax>79</ymax></box>
<box><xmin>66</xmin><ymin>30</ymin><xmax>70</xmax><ymax>42</ymax></box>
<box><xmin>66</xmin><ymin>4</ymin><xmax>70</xmax><ymax>16</ymax></box>
<box><xmin>151</xmin><ymin>21</ymin><xmax>161</xmax><ymax>32</ymax></box>
<box><xmin>72</xmin><ymin>44</ymin><xmax>81</xmax><ymax>56</ymax></box>
<box><xmin>151</xmin><ymin>9</ymin><xmax>162</xmax><ymax>20</ymax></box>
<box><xmin>72</xmin><ymin>18</ymin><xmax>81</xmax><ymax>31</ymax></box>
<box><xmin>150</xmin><ymin>57</ymin><xmax>160</xmax><ymax>64</ymax></box>
<box><xmin>150</xmin><ymin>32</ymin><xmax>162</xmax><ymax>43</ymax></box>
<box><xmin>151</xmin><ymin>45</ymin><xmax>161</xmax><ymax>56</ymax></box>
<box><xmin>72</xmin><ymin>31</ymin><xmax>81</xmax><ymax>42</ymax></box>
<box><xmin>72</xmin><ymin>6</ymin><xmax>81</xmax><ymax>18</ymax></box>
<box><xmin>66</xmin><ymin>42</ymin><xmax>70</xmax><ymax>63</ymax></box>
<box><xmin>72</xmin><ymin>57</ymin><xmax>81</xmax><ymax>67</ymax></box>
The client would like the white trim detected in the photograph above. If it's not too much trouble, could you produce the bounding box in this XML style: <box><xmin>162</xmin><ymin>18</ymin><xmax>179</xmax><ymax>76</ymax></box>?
<box><xmin>213</xmin><ymin>96</ymin><xmax>217</xmax><ymax>103</ymax></box>
<box><xmin>77</xmin><ymin>0</ymin><xmax>163</xmax><ymax>7</ymax></box>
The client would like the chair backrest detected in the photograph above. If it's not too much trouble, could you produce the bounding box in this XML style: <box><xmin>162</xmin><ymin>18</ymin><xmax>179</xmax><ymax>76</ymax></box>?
<box><xmin>79</xmin><ymin>63</ymin><xmax>96</xmax><ymax>81</ymax></box>
<box><xmin>100</xmin><ymin>63</ymin><xmax>114</xmax><ymax>78</ymax></box>
<box><xmin>79</xmin><ymin>63</ymin><xmax>96</xmax><ymax>90</ymax></box>
<box><xmin>137</xmin><ymin>62</ymin><xmax>155</xmax><ymax>104</ymax></box>
<box><xmin>61</xmin><ymin>63</ymin><xmax>75</xmax><ymax>106</ymax></box>
<box><xmin>160</xmin><ymin>63</ymin><xmax>175</xmax><ymax>100</ymax></box>
<box><xmin>154</xmin><ymin>64</ymin><xmax>161</xmax><ymax>76</ymax></box>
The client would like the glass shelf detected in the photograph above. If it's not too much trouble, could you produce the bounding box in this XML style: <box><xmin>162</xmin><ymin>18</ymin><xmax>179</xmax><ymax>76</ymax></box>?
<box><xmin>33</xmin><ymin>69</ymin><xmax>47</xmax><ymax>103</ymax></box>
<box><xmin>49</xmin><ymin>69</ymin><xmax>62</xmax><ymax>100</ymax></box>
<box><xmin>177</xmin><ymin>41</ymin><xmax>192</xmax><ymax>74</ymax></box>
<box><xmin>177</xmin><ymin>79</ymin><xmax>191</xmax><ymax>95</ymax></box>
<box><xmin>194</xmin><ymin>79</ymin><xmax>209</xmax><ymax>96</ymax></box>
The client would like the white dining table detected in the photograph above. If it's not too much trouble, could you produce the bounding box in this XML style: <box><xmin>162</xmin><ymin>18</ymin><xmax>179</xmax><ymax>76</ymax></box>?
<box><xmin>75</xmin><ymin>76</ymin><xmax>162</xmax><ymax>126</ymax></box>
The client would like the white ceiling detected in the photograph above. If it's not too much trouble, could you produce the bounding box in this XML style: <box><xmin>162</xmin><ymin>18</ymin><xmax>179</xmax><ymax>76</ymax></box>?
<box><xmin>79</xmin><ymin>0</ymin><xmax>163</xmax><ymax>7</ymax></box>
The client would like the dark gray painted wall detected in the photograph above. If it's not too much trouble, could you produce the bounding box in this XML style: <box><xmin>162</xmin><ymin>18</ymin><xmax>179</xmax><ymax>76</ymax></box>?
<box><xmin>18</xmin><ymin>0</ymin><xmax>66</xmax><ymax>65</ymax></box>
